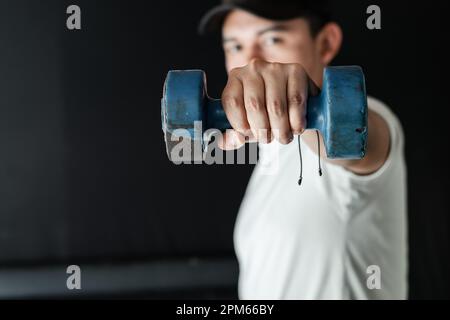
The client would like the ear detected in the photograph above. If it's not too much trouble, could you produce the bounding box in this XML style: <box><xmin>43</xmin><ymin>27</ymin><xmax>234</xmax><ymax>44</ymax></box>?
<box><xmin>315</xmin><ymin>22</ymin><xmax>343</xmax><ymax>65</ymax></box>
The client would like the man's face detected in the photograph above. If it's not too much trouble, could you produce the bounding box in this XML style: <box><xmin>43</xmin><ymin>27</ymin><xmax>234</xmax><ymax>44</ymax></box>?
<box><xmin>222</xmin><ymin>9</ymin><xmax>324</xmax><ymax>83</ymax></box>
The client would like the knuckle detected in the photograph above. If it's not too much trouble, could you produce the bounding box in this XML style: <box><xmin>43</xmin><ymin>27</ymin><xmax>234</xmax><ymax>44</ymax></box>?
<box><xmin>260</xmin><ymin>61</ymin><xmax>280</xmax><ymax>74</ymax></box>
<box><xmin>267</xmin><ymin>99</ymin><xmax>286</xmax><ymax>117</ymax></box>
<box><xmin>288</xmin><ymin>93</ymin><xmax>305</xmax><ymax>106</ymax></box>
<box><xmin>245</xmin><ymin>96</ymin><xmax>263</xmax><ymax>111</ymax></box>
<box><xmin>289</xmin><ymin>63</ymin><xmax>304</xmax><ymax>74</ymax></box>
<box><xmin>229</xmin><ymin>67</ymin><xmax>242</xmax><ymax>77</ymax></box>
<box><xmin>291</xmin><ymin>124</ymin><xmax>305</xmax><ymax>135</ymax></box>
<box><xmin>291</xmin><ymin>125</ymin><xmax>303</xmax><ymax>135</ymax></box>
<box><xmin>269</xmin><ymin>62</ymin><xmax>282</xmax><ymax>70</ymax></box>
<box><xmin>248</xmin><ymin>58</ymin><xmax>262</xmax><ymax>70</ymax></box>
<box><xmin>278</xmin><ymin>132</ymin><xmax>294</xmax><ymax>145</ymax></box>
<box><xmin>291</xmin><ymin>119</ymin><xmax>307</xmax><ymax>134</ymax></box>
<box><xmin>222</xmin><ymin>94</ymin><xmax>242</xmax><ymax>109</ymax></box>
<box><xmin>261</xmin><ymin>62</ymin><xmax>286</xmax><ymax>79</ymax></box>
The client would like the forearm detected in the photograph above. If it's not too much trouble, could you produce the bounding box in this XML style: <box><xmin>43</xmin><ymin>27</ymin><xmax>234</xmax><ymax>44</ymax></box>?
<box><xmin>301</xmin><ymin>109</ymin><xmax>390</xmax><ymax>176</ymax></box>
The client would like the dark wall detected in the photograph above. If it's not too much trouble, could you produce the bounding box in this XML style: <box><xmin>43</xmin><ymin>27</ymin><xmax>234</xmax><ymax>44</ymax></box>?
<box><xmin>0</xmin><ymin>0</ymin><xmax>448</xmax><ymax>299</ymax></box>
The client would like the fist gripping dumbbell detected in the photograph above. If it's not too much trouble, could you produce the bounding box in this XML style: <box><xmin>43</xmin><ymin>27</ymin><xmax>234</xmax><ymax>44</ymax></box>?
<box><xmin>161</xmin><ymin>66</ymin><xmax>368</xmax><ymax>159</ymax></box>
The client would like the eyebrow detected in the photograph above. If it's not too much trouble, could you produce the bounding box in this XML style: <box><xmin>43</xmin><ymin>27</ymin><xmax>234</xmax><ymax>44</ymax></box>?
<box><xmin>222</xmin><ymin>24</ymin><xmax>290</xmax><ymax>44</ymax></box>
<box><xmin>256</xmin><ymin>24</ymin><xmax>290</xmax><ymax>36</ymax></box>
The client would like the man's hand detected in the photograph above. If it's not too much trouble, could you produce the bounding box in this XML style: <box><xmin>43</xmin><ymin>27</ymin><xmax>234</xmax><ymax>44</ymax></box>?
<box><xmin>219</xmin><ymin>59</ymin><xmax>311</xmax><ymax>150</ymax></box>
<box><xmin>218</xmin><ymin>58</ymin><xmax>391</xmax><ymax>177</ymax></box>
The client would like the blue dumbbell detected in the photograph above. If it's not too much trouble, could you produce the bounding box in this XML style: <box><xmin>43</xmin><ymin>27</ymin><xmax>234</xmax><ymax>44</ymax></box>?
<box><xmin>161</xmin><ymin>66</ymin><xmax>368</xmax><ymax>160</ymax></box>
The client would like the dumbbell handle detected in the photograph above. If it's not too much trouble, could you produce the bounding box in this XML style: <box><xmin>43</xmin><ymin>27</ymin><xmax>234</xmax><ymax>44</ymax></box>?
<box><xmin>205</xmin><ymin>94</ymin><xmax>325</xmax><ymax>134</ymax></box>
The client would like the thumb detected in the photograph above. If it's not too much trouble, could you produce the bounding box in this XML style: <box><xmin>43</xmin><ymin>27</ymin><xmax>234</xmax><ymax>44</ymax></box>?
<box><xmin>217</xmin><ymin>129</ymin><xmax>248</xmax><ymax>150</ymax></box>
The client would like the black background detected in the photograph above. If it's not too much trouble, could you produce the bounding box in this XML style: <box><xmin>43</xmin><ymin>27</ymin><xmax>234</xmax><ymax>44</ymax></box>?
<box><xmin>0</xmin><ymin>0</ymin><xmax>449</xmax><ymax>299</ymax></box>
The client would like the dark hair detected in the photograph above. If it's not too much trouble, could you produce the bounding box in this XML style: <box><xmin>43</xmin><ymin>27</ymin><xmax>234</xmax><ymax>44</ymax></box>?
<box><xmin>199</xmin><ymin>0</ymin><xmax>333</xmax><ymax>37</ymax></box>
<box><xmin>302</xmin><ymin>11</ymin><xmax>332</xmax><ymax>37</ymax></box>
<box><xmin>289</xmin><ymin>0</ymin><xmax>333</xmax><ymax>36</ymax></box>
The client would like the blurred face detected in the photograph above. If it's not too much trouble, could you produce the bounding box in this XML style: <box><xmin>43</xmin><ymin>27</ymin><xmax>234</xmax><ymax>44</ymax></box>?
<box><xmin>222</xmin><ymin>9</ymin><xmax>341</xmax><ymax>85</ymax></box>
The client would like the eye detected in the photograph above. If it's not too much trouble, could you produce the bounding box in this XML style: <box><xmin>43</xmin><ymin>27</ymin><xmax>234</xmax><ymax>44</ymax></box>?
<box><xmin>225</xmin><ymin>43</ymin><xmax>243</xmax><ymax>55</ymax></box>
<box><xmin>263</xmin><ymin>36</ymin><xmax>283</xmax><ymax>46</ymax></box>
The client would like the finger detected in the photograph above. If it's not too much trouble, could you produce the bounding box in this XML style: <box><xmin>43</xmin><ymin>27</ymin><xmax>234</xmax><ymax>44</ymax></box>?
<box><xmin>261</xmin><ymin>65</ymin><xmax>292</xmax><ymax>144</ymax></box>
<box><xmin>287</xmin><ymin>65</ymin><xmax>308</xmax><ymax>135</ymax></box>
<box><xmin>221</xmin><ymin>74</ymin><xmax>251</xmax><ymax>135</ymax></box>
<box><xmin>217</xmin><ymin>129</ymin><xmax>248</xmax><ymax>151</ymax></box>
<box><xmin>241</xmin><ymin>73</ymin><xmax>272</xmax><ymax>144</ymax></box>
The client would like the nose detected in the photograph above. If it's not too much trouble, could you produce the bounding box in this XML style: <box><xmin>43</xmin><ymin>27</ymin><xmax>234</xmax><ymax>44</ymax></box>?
<box><xmin>245</xmin><ymin>43</ymin><xmax>264</xmax><ymax>64</ymax></box>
